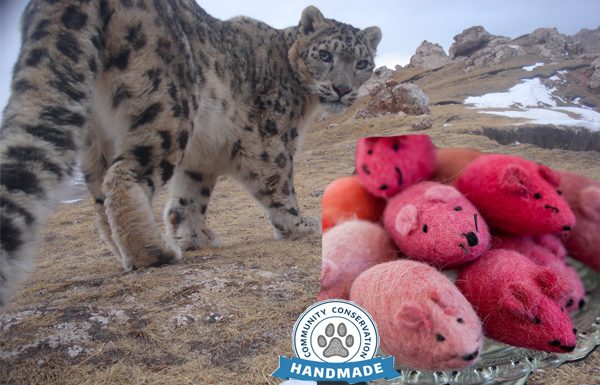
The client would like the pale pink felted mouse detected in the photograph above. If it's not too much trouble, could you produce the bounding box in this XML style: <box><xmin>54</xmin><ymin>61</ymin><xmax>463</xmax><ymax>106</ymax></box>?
<box><xmin>456</xmin><ymin>154</ymin><xmax>575</xmax><ymax>235</ymax></box>
<box><xmin>318</xmin><ymin>220</ymin><xmax>397</xmax><ymax>301</ymax></box>
<box><xmin>356</xmin><ymin>135</ymin><xmax>436</xmax><ymax>198</ymax></box>
<box><xmin>559</xmin><ymin>171</ymin><xmax>600</xmax><ymax>272</ymax></box>
<box><xmin>494</xmin><ymin>234</ymin><xmax>585</xmax><ymax>312</ymax></box>
<box><xmin>350</xmin><ymin>260</ymin><xmax>483</xmax><ymax>370</ymax></box>
<box><xmin>456</xmin><ymin>249</ymin><xmax>577</xmax><ymax>353</ymax></box>
<box><xmin>383</xmin><ymin>181</ymin><xmax>490</xmax><ymax>268</ymax></box>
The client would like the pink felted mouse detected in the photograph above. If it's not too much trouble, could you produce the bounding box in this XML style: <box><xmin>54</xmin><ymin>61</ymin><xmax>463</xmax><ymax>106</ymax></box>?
<box><xmin>350</xmin><ymin>260</ymin><xmax>483</xmax><ymax>370</ymax></box>
<box><xmin>383</xmin><ymin>181</ymin><xmax>490</xmax><ymax>268</ymax></box>
<box><xmin>559</xmin><ymin>171</ymin><xmax>600</xmax><ymax>272</ymax></box>
<box><xmin>494</xmin><ymin>234</ymin><xmax>585</xmax><ymax>312</ymax></box>
<box><xmin>456</xmin><ymin>154</ymin><xmax>575</xmax><ymax>235</ymax></box>
<box><xmin>318</xmin><ymin>220</ymin><xmax>397</xmax><ymax>301</ymax></box>
<box><xmin>456</xmin><ymin>249</ymin><xmax>577</xmax><ymax>353</ymax></box>
<box><xmin>356</xmin><ymin>135</ymin><xmax>436</xmax><ymax>198</ymax></box>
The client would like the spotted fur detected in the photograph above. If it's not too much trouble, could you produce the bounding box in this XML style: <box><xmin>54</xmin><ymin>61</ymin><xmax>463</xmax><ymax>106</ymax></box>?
<box><xmin>0</xmin><ymin>1</ymin><xmax>381</xmax><ymax>306</ymax></box>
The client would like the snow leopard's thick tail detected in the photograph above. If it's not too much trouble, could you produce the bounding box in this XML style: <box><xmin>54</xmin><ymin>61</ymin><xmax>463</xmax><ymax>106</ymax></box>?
<box><xmin>0</xmin><ymin>0</ymin><xmax>103</xmax><ymax>306</ymax></box>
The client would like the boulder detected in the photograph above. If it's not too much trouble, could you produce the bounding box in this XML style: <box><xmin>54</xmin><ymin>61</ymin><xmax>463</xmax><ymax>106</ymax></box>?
<box><xmin>409</xmin><ymin>40</ymin><xmax>450</xmax><ymax>69</ymax></box>
<box><xmin>357</xmin><ymin>66</ymin><xmax>396</xmax><ymax>97</ymax></box>
<box><xmin>449</xmin><ymin>26</ymin><xmax>492</xmax><ymax>58</ymax></box>
<box><xmin>522</xmin><ymin>27</ymin><xmax>571</xmax><ymax>57</ymax></box>
<box><xmin>573</xmin><ymin>27</ymin><xmax>600</xmax><ymax>54</ymax></box>
<box><xmin>588</xmin><ymin>57</ymin><xmax>600</xmax><ymax>91</ymax></box>
<box><xmin>355</xmin><ymin>80</ymin><xmax>429</xmax><ymax>119</ymax></box>
<box><xmin>463</xmin><ymin>37</ymin><xmax>525</xmax><ymax>72</ymax></box>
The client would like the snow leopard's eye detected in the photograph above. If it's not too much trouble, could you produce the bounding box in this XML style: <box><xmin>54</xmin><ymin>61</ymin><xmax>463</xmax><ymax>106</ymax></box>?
<box><xmin>319</xmin><ymin>50</ymin><xmax>333</xmax><ymax>63</ymax></box>
<box><xmin>356</xmin><ymin>60</ymin><xmax>369</xmax><ymax>70</ymax></box>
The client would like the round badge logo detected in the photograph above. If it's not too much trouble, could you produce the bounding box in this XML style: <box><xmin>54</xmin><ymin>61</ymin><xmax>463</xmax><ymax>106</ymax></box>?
<box><xmin>292</xmin><ymin>299</ymin><xmax>379</xmax><ymax>363</ymax></box>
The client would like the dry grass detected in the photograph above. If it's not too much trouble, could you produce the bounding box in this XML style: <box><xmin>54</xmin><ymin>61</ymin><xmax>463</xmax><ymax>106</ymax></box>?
<box><xmin>2</xmin><ymin>57</ymin><xmax>599</xmax><ymax>385</ymax></box>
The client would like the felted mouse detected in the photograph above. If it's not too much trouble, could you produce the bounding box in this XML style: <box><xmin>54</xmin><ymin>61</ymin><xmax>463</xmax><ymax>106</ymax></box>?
<box><xmin>383</xmin><ymin>181</ymin><xmax>490</xmax><ymax>268</ymax></box>
<box><xmin>559</xmin><ymin>171</ymin><xmax>600</xmax><ymax>272</ymax></box>
<box><xmin>433</xmin><ymin>147</ymin><xmax>482</xmax><ymax>185</ymax></box>
<box><xmin>350</xmin><ymin>260</ymin><xmax>483</xmax><ymax>370</ymax></box>
<box><xmin>456</xmin><ymin>154</ymin><xmax>575</xmax><ymax>235</ymax></box>
<box><xmin>456</xmin><ymin>249</ymin><xmax>577</xmax><ymax>353</ymax></box>
<box><xmin>321</xmin><ymin>176</ymin><xmax>386</xmax><ymax>232</ymax></box>
<box><xmin>356</xmin><ymin>135</ymin><xmax>436</xmax><ymax>198</ymax></box>
<box><xmin>494</xmin><ymin>234</ymin><xmax>585</xmax><ymax>312</ymax></box>
<box><xmin>318</xmin><ymin>220</ymin><xmax>397</xmax><ymax>301</ymax></box>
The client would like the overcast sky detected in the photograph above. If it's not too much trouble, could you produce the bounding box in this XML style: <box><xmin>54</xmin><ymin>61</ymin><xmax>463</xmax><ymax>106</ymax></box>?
<box><xmin>1</xmin><ymin>0</ymin><xmax>599</xmax><ymax>112</ymax></box>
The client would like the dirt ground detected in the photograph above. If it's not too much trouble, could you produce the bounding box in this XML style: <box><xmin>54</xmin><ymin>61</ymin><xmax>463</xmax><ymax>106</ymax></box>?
<box><xmin>1</xmin><ymin>59</ymin><xmax>599</xmax><ymax>385</ymax></box>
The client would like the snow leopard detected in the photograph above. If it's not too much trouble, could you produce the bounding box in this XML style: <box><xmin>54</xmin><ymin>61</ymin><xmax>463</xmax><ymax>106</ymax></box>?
<box><xmin>0</xmin><ymin>0</ymin><xmax>381</xmax><ymax>306</ymax></box>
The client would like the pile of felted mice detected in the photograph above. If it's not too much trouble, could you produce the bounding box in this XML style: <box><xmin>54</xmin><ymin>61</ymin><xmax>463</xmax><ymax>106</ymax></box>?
<box><xmin>320</xmin><ymin>134</ymin><xmax>600</xmax><ymax>371</ymax></box>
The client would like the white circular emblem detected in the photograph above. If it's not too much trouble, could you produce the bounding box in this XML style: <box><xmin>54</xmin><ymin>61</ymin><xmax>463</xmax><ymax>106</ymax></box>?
<box><xmin>292</xmin><ymin>299</ymin><xmax>379</xmax><ymax>363</ymax></box>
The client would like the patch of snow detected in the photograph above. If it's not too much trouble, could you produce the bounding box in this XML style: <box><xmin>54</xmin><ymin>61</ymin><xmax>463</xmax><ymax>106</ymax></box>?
<box><xmin>465</xmin><ymin>77</ymin><xmax>600</xmax><ymax>131</ymax></box>
<box><xmin>476</xmin><ymin>108</ymin><xmax>600</xmax><ymax>130</ymax></box>
<box><xmin>522</xmin><ymin>62</ymin><xmax>544</xmax><ymax>71</ymax></box>
<box><xmin>443</xmin><ymin>123</ymin><xmax>452</xmax><ymax>127</ymax></box>
<box><xmin>513</xmin><ymin>141</ymin><xmax>521</xmax><ymax>145</ymax></box>
<box><xmin>557</xmin><ymin>70</ymin><xmax>568</xmax><ymax>75</ymax></box>
<box><xmin>89</xmin><ymin>314</ymin><xmax>109</xmax><ymax>327</ymax></box>
<box><xmin>67</xmin><ymin>344</ymin><xmax>87</xmax><ymax>358</ymax></box>
<box><xmin>0</xmin><ymin>310</ymin><xmax>38</xmax><ymax>332</ymax></box>
<box><xmin>509</xmin><ymin>45</ymin><xmax>520</xmax><ymax>49</ymax></box>
<box><xmin>573</xmin><ymin>97</ymin><xmax>581</xmax><ymax>105</ymax></box>
<box><xmin>465</xmin><ymin>78</ymin><xmax>557</xmax><ymax>108</ymax></box>
<box><xmin>548</xmin><ymin>75</ymin><xmax>561</xmax><ymax>81</ymax></box>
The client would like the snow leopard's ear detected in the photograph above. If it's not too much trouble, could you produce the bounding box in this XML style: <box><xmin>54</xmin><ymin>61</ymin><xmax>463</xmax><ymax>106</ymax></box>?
<box><xmin>362</xmin><ymin>26</ymin><xmax>382</xmax><ymax>52</ymax></box>
<box><xmin>299</xmin><ymin>6</ymin><xmax>325</xmax><ymax>35</ymax></box>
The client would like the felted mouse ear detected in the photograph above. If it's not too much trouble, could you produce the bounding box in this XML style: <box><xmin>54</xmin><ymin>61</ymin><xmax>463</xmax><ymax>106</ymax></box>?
<box><xmin>579</xmin><ymin>186</ymin><xmax>600</xmax><ymax>222</ymax></box>
<box><xmin>538</xmin><ymin>164</ymin><xmax>560</xmax><ymax>187</ymax></box>
<box><xmin>504</xmin><ymin>283</ymin><xmax>537</xmax><ymax>319</ymax></box>
<box><xmin>394</xmin><ymin>303</ymin><xmax>433</xmax><ymax>332</ymax></box>
<box><xmin>535</xmin><ymin>268</ymin><xmax>568</xmax><ymax>302</ymax></box>
<box><xmin>319</xmin><ymin>260</ymin><xmax>341</xmax><ymax>290</ymax></box>
<box><xmin>424</xmin><ymin>184</ymin><xmax>461</xmax><ymax>203</ymax></box>
<box><xmin>499</xmin><ymin>165</ymin><xmax>530</xmax><ymax>196</ymax></box>
<box><xmin>394</xmin><ymin>204</ymin><xmax>419</xmax><ymax>236</ymax></box>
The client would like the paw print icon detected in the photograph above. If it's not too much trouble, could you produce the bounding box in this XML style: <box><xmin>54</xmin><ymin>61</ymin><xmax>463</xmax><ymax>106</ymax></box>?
<box><xmin>317</xmin><ymin>322</ymin><xmax>355</xmax><ymax>358</ymax></box>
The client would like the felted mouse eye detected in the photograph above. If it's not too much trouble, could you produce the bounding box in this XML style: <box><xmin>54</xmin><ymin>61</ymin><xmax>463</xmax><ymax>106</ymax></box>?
<box><xmin>457</xmin><ymin>317</ymin><xmax>464</xmax><ymax>323</ymax></box>
<box><xmin>534</xmin><ymin>192</ymin><xmax>542</xmax><ymax>199</ymax></box>
<box><xmin>422</xmin><ymin>224</ymin><xmax>428</xmax><ymax>233</ymax></box>
<box><xmin>533</xmin><ymin>316</ymin><xmax>541</xmax><ymax>324</ymax></box>
<box><xmin>436</xmin><ymin>333</ymin><xmax>445</xmax><ymax>342</ymax></box>
<box><xmin>454</xmin><ymin>206</ymin><xmax>462</xmax><ymax>211</ymax></box>
<box><xmin>556</xmin><ymin>189</ymin><xmax>563</xmax><ymax>195</ymax></box>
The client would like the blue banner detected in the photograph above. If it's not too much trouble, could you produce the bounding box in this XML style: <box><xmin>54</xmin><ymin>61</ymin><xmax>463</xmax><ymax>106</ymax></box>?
<box><xmin>272</xmin><ymin>356</ymin><xmax>400</xmax><ymax>383</ymax></box>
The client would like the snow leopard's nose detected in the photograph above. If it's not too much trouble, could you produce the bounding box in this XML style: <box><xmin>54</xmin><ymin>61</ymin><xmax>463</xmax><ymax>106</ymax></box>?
<box><xmin>333</xmin><ymin>84</ymin><xmax>352</xmax><ymax>98</ymax></box>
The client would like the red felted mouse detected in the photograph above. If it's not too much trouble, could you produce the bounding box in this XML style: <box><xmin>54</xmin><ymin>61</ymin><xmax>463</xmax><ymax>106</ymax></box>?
<box><xmin>383</xmin><ymin>181</ymin><xmax>490</xmax><ymax>268</ymax></box>
<box><xmin>559</xmin><ymin>171</ymin><xmax>600</xmax><ymax>272</ymax></box>
<box><xmin>456</xmin><ymin>249</ymin><xmax>577</xmax><ymax>353</ymax></box>
<box><xmin>494</xmin><ymin>234</ymin><xmax>585</xmax><ymax>312</ymax></box>
<box><xmin>456</xmin><ymin>154</ymin><xmax>575</xmax><ymax>235</ymax></box>
<box><xmin>356</xmin><ymin>135</ymin><xmax>436</xmax><ymax>198</ymax></box>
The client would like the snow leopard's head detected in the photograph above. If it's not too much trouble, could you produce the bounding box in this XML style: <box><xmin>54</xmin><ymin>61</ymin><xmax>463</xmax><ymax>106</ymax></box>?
<box><xmin>288</xmin><ymin>6</ymin><xmax>382</xmax><ymax>113</ymax></box>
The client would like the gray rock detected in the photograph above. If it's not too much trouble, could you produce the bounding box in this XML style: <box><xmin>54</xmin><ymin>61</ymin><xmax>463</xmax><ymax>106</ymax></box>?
<box><xmin>357</xmin><ymin>66</ymin><xmax>396</xmax><ymax>97</ymax></box>
<box><xmin>588</xmin><ymin>57</ymin><xmax>600</xmax><ymax>91</ymax></box>
<box><xmin>409</xmin><ymin>40</ymin><xmax>450</xmax><ymax>69</ymax></box>
<box><xmin>449</xmin><ymin>26</ymin><xmax>492</xmax><ymax>58</ymax></box>
<box><xmin>573</xmin><ymin>27</ymin><xmax>600</xmax><ymax>54</ymax></box>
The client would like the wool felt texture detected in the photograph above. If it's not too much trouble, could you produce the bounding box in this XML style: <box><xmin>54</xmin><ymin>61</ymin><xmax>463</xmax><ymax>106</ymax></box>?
<box><xmin>383</xmin><ymin>181</ymin><xmax>490</xmax><ymax>268</ymax></box>
<box><xmin>321</xmin><ymin>176</ymin><xmax>386</xmax><ymax>232</ymax></box>
<box><xmin>318</xmin><ymin>220</ymin><xmax>398</xmax><ymax>301</ymax></box>
<box><xmin>494</xmin><ymin>234</ymin><xmax>585</xmax><ymax>312</ymax></box>
<box><xmin>456</xmin><ymin>249</ymin><xmax>577</xmax><ymax>353</ymax></box>
<box><xmin>355</xmin><ymin>135</ymin><xmax>436</xmax><ymax>198</ymax></box>
<box><xmin>433</xmin><ymin>147</ymin><xmax>482</xmax><ymax>185</ymax></box>
<box><xmin>559</xmin><ymin>171</ymin><xmax>600</xmax><ymax>272</ymax></box>
<box><xmin>350</xmin><ymin>260</ymin><xmax>483</xmax><ymax>370</ymax></box>
<box><xmin>456</xmin><ymin>154</ymin><xmax>576</xmax><ymax>235</ymax></box>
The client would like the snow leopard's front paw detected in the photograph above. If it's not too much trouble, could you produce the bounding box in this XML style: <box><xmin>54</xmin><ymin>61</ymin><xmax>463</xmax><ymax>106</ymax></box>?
<box><xmin>272</xmin><ymin>215</ymin><xmax>321</xmax><ymax>240</ymax></box>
